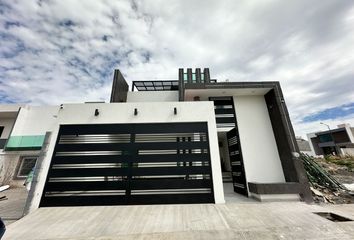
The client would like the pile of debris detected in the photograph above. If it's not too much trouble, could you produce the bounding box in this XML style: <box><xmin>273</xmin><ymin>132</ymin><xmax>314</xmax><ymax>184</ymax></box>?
<box><xmin>300</xmin><ymin>153</ymin><xmax>354</xmax><ymax>204</ymax></box>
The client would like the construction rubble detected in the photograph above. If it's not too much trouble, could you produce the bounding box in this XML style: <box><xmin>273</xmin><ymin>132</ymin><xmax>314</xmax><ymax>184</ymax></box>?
<box><xmin>300</xmin><ymin>153</ymin><xmax>354</xmax><ymax>204</ymax></box>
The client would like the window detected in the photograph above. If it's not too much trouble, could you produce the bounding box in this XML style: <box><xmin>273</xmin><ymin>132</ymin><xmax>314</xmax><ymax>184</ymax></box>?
<box><xmin>17</xmin><ymin>157</ymin><xmax>37</xmax><ymax>178</ymax></box>
<box><xmin>183</xmin><ymin>73</ymin><xmax>188</xmax><ymax>82</ymax></box>
<box><xmin>192</xmin><ymin>73</ymin><xmax>196</xmax><ymax>82</ymax></box>
<box><xmin>319</xmin><ymin>134</ymin><xmax>333</xmax><ymax>143</ymax></box>
<box><xmin>0</xmin><ymin>126</ymin><xmax>4</xmax><ymax>138</ymax></box>
<box><xmin>0</xmin><ymin>126</ymin><xmax>5</xmax><ymax>149</ymax></box>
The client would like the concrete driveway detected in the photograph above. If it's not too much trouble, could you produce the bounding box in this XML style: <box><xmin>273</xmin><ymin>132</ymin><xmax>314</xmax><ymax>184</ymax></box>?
<box><xmin>3</xmin><ymin>202</ymin><xmax>354</xmax><ymax>239</ymax></box>
<box><xmin>0</xmin><ymin>187</ymin><xmax>28</xmax><ymax>225</ymax></box>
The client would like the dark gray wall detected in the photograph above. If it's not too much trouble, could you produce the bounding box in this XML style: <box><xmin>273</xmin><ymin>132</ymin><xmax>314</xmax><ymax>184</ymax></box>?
<box><xmin>110</xmin><ymin>69</ymin><xmax>129</xmax><ymax>103</ymax></box>
<box><xmin>178</xmin><ymin>68</ymin><xmax>184</xmax><ymax>101</ymax></box>
<box><xmin>264</xmin><ymin>88</ymin><xmax>298</xmax><ymax>182</ymax></box>
<box><xmin>264</xmin><ymin>85</ymin><xmax>312</xmax><ymax>202</ymax></box>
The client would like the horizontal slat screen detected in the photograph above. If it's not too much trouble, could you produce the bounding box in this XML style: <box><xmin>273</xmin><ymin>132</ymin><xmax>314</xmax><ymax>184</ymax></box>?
<box><xmin>210</xmin><ymin>97</ymin><xmax>236</xmax><ymax>129</ymax></box>
<box><xmin>40</xmin><ymin>122</ymin><xmax>214</xmax><ymax>207</ymax></box>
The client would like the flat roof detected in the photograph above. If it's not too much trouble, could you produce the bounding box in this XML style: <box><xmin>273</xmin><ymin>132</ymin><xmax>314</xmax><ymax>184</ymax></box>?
<box><xmin>315</xmin><ymin>127</ymin><xmax>346</xmax><ymax>136</ymax></box>
<box><xmin>132</xmin><ymin>81</ymin><xmax>179</xmax><ymax>91</ymax></box>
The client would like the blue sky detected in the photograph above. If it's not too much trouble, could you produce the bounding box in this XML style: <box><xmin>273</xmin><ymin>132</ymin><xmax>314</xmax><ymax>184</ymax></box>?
<box><xmin>0</xmin><ymin>0</ymin><xmax>354</xmax><ymax>137</ymax></box>
<box><xmin>303</xmin><ymin>102</ymin><xmax>354</xmax><ymax>123</ymax></box>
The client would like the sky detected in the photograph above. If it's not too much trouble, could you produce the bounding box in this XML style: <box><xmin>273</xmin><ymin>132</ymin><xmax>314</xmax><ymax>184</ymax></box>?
<box><xmin>0</xmin><ymin>0</ymin><xmax>354</xmax><ymax>139</ymax></box>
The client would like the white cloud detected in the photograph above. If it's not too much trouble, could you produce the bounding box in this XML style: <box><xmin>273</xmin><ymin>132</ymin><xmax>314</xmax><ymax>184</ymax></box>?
<box><xmin>0</xmin><ymin>0</ymin><xmax>354</xmax><ymax>138</ymax></box>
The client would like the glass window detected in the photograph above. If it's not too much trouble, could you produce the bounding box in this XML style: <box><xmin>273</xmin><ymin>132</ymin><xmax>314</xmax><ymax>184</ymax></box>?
<box><xmin>319</xmin><ymin>134</ymin><xmax>333</xmax><ymax>143</ymax></box>
<box><xmin>201</xmin><ymin>73</ymin><xmax>204</xmax><ymax>82</ymax></box>
<box><xmin>17</xmin><ymin>157</ymin><xmax>37</xmax><ymax>178</ymax></box>
<box><xmin>192</xmin><ymin>73</ymin><xmax>196</xmax><ymax>82</ymax></box>
<box><xmin>183</xmin><ymin>73</ymin><xmax>188</xmax><ymax>82</ymax></box>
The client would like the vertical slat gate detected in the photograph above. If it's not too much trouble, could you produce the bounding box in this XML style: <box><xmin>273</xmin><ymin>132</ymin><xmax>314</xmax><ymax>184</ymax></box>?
<box><xmin>227</xmin><ymin>128</ymin><xmax>248</xmax><ymax>196</ymax></box>
<box><xmin>40</xmin><ymin>122</ymin><xmax>214</xmax><ymax>207</ymax></box>
<box><xmin>209</xmin><ymin>96</ymin><xmax>248</xmax><ymax>196</ymax></box>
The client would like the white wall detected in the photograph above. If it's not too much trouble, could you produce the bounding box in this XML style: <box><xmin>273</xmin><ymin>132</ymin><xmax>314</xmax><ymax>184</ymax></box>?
<box><xmin>306</xmin><ymin>133</ymin><xmax>318</xmax><ymax>156</ymax></box>
<box><xmin>26</xmin><ymin>101</ymin><xmax>224</xmax><ymax>212</ymax></box>
<box><xmin>233</xmin><ymin>96</ymin><xmax>285</xmax><ymax>186</ymax></box>
<box><xmin>10</xmin><ymin>106</ymin><xmax>60</xmax><ymax>136</ymax></box>
<box><xmin>300</xmin><ymin>150</ymin><xmax>316</xmax><ymax>156</ymax></box>
<box><xmin>0</xmin><ymin>118</ymin><xmax>16</xmax><ymax>138</ymax></box>
<box><xmin>345</xmin><ymin>125</ymin><xmax>354</xmax><ymax>143</ymax></box>
<box><xmin>341</xmin><ymin>148</ymin><xmax>354</xmax><ymax>156</ymax></box>
<box><xmin>127</xmin><ymin>91</ymin><xmax>178</xmax><ymax>102</ymax></box>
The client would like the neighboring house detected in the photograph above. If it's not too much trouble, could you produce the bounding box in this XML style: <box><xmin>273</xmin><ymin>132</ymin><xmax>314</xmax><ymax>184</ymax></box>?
<box><xmin>296</xmin><ymin>136</ymin><xmax>314</xmax><ymax>156</ymax></box>
<box><xmin>0</xmin><ymin>68</ymin><xmax>311</xmax><ymax>213</ymax></box>
<box><xmin>0</xmin><ymin>105</ymin><xmax>21</xmax><ymax>149</ymax></box>
<box><xmin>0</xmin><ymin>104</ymin><xmax>36</xmax><ymax>188</ymax></box>
<box><xmin>307</xmin><ymin>123</ymin><xmax>354</xmax><ymax>157</ymax></box>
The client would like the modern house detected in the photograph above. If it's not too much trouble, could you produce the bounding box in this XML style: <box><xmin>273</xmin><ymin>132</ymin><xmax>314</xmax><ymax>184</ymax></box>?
<box><xmin>296</xmin><ymin>136</ymin><xmax>314</xmax><ymax>156</ymax></box>
<box><xmin>307</xmin><ymin>123</ymin><xmax>354</xmax><ymax>156</ymax></box>
<box><xmin>0</xmin><ymin>68</ymin><xmax>311</xmax><ymax>213</ymax></box>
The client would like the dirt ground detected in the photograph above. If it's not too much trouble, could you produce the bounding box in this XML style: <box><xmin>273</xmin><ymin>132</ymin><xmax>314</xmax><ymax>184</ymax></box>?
<box><xmin>311</xmin><ymin>156</ymin><xmax>354</xmax><ymax>204</ymax></box>
<box><xmin>314</xmin><ymin>157</ymin><xmax>354</xmax><ymax>184</ymax></box>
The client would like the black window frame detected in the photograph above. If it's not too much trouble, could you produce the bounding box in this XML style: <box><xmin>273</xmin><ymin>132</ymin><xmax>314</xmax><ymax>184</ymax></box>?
<box><xmin>0</xmin><ymin>126</ymin><xmax>4</xmax><ymax>138</ymax></box>
<box><xmin>15</xmin><ymin>156</ymin><xmax>38</xmax><ymax>179</ymax></box>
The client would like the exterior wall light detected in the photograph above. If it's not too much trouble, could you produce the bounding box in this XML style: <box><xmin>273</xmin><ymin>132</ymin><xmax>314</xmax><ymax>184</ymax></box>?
<box><xmin>193</xmin><ymin>96</ymin><xmax>200</xmax><ymax>101</ymax></box>
<box><xmin>174</xmin><ymin>107</ymin><xmax>177</xmax><ymax>115</ymax></box>
<box><xmin>94</xmin><ymin>109</ymin><xmax>99</xmax><ymax>116</ymax></box>
<box><xmin>134</xmin><ymin>108</ymin><xmax>138</xmax><ymax>115</ymax></box>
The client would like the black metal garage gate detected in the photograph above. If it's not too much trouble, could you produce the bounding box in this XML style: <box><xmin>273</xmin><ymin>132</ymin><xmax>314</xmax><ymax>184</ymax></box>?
<box><xmin>40</xmin><ymin>122</ymin><xmax>214</xmax><ymax>207</ymax></box>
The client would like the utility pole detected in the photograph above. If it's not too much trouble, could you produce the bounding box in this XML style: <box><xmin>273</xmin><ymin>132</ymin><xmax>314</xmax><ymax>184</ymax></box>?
<box><xmin>320</xmin><ymin>122</ymin><xmax>337</xmax><ymax>155</ymax></box>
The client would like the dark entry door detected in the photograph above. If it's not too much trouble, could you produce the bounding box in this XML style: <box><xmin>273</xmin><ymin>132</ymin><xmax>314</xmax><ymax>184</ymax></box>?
<box><xmin>40</xmin><ymin>122</ymin><xmax>214</xmax><ymax>207</ymax></box>
<box><xmin>227</xmin><ymin>127</ymin><xmax>248</xmax><ymax>196</ymax></box>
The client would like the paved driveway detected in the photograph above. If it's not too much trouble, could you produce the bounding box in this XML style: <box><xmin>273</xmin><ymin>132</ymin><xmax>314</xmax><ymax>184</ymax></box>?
<box><xmin>3</xmin><ymin>202</ymin><xmax>354</xmax><ymax>239</ymax></box>
<box><xmin>0</xmin><ymin>187</ymin><xmax>28</xmax><ymax>225</ymax></box>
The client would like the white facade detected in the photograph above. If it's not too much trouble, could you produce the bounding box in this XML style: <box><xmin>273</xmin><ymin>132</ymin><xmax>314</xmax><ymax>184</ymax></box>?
<box><xmin>1</xmin><ymin>77</ymin><xmax>305</xmax><ymax>210</ymax></box>
<box><xmin>0</xmin><ymin>104</ymin><xmax>22</xmax><ymax>139</ymax></box>
<box><xmin>11</xmin><ymin>102</ymin><xmax>224</xmax><ymax>212</ymax></box>
<box><xmin>233</xmin><ymin>95</ymin><xmax>285</xmax><ymax>183</ymax></box>
<box><xmin>10</xmin><ymin>105</ymin><xmax>59</xmax><ymax>136</ymax></box>
<box><xmin>0</xmin><ymin>118</ymin><xmax>16</xmax><ymax>139</ymax></box>
<box><xmin>127</xmin><ymin>91</ymin><xmax>178</xmax><ymax>102</ymax></box>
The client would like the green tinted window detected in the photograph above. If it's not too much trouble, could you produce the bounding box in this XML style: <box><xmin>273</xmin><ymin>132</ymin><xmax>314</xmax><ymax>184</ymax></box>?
<box><xmin>201</xmin><ymin>73</ymin><xmax>204</xmax><ymax>81</ymax></box>
<box><xmin>183</xmin><ymin>73</ymin><xmax>188</xmax><ymax>82</ymax></box>
<box><xmin>192</xmin><ymin>73</ymin><xmax>196</xmax><ymax>82</ymax></box>
<box><xmin>319</xmin><ymin>134</ymin><xmax>333</xmax><ymax>143</ymax></box>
